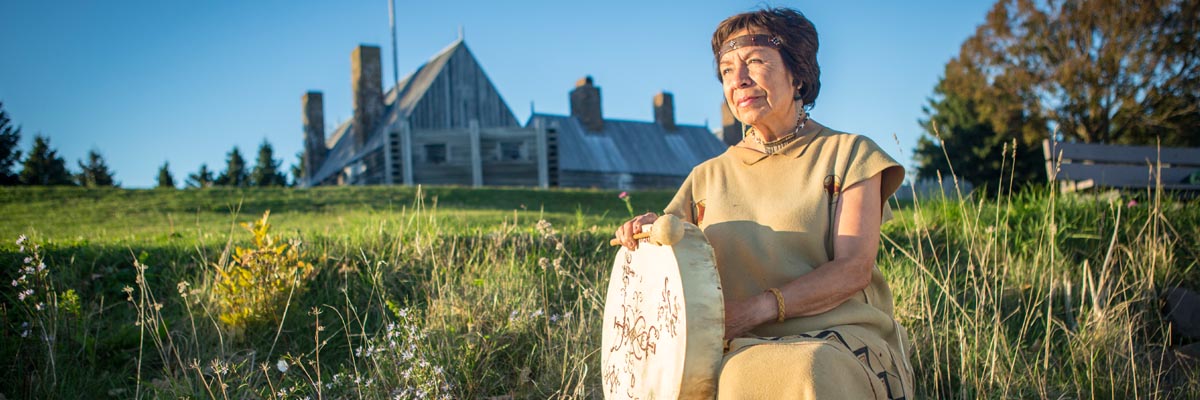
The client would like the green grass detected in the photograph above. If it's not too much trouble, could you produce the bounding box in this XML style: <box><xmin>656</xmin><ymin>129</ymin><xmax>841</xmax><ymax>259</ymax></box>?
<box><xmin>1</xmin><ymin>184</ymin><xmax>1198</xmax><ymax>398</ymax></box>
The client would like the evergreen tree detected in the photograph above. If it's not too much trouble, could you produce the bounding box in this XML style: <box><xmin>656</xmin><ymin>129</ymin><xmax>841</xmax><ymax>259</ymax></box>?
<box><xmin>249</xmin><ymin>139</ymin><xmax>287</xmax><ymax>187</ymax></box>
<box><xmin>186</xmin><ymin>163</ymin><xmax>215</xmax><ymax>189</ymax></box>
<box><xmin>75</xmin><ymin>149</ymin><xmax>118</xmax><ymax>187</ymax></box>
<box><xmin>19</xmin><ymin>135</ymin><xmax>73</xmax><ymax>186</ymax></box>
<box><xmin>0</xmin><ymin>101</ymin><xmax>22</xmax><ymax>185</ymax></box>
<box><xmin>215</xmin><ymin>146</ymin><xmax>248</xmax><ymax>187</ymax></box>
<box><xmin>914</xmin><ymin>65</ymin><xmax>1046</xmax><ymax>188</ymax></box>
<box><xmin>290</xmin><ymin>151</ymin><xmax>305</xmax><ymax>187</ymax></box>
<box><xmin>157</xmin><ymin>161</ymin><xmax>176</xmax><ymax>189</ymax></box>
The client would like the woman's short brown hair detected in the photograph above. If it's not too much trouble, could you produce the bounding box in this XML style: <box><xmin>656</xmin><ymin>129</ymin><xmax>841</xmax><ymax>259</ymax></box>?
<box><xmin>711</xmin><ymin>7</ymin><xmax>820</xmax><ymax>110</ymax></box>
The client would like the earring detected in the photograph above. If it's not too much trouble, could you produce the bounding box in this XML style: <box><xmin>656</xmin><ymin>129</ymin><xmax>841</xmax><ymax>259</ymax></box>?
<box><xmin>794</xmin><ymin>85</ymin><xmax>803</xmax><ymax>101</ymax></box>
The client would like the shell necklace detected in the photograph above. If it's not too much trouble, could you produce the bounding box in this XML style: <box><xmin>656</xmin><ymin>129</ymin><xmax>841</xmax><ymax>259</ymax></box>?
<box><xmin>749</xmin><ymin>113</ymin><xmax>808</xmax><ymax>155</ymax></box>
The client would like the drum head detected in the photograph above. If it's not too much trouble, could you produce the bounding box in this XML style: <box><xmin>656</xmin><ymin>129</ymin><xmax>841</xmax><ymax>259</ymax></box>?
<box><xmin>601</xmin><ymin>221</ymin><xmax>724</xmax><ymax>399</ymax></box>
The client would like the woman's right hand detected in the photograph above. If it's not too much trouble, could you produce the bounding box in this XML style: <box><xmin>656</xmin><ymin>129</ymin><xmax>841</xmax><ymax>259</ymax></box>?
<box><xmin>614</xmin><ymin>212</ymin><xmax>658</xmax><ymax>250</ymax></box>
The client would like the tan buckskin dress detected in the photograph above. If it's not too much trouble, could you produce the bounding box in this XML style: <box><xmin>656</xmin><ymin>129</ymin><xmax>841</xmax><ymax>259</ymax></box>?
<box><xmin>664</xmin><ymin>127</ymin><xmax>913</xmax><ymax>399</ymax></box>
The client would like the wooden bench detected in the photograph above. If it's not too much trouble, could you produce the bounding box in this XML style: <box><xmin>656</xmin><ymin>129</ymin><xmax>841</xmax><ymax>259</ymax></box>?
<box><xmin>1042</xmin><ymin>139</ymin><xmax>1200</xmax><ymax>192</ymax></box>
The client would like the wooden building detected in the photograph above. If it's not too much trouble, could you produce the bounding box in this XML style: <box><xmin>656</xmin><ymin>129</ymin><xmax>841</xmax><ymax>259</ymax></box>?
<box><xmin>529</xmin><ymin>77</ymin><xmax>728</xmax><ymax>190</ymax></box>
<box><xmin>303</xmin><ymin>39</ymin><xmax>546</xmax><ymax>187</ymax></box>
<box><xmin>302</xmin><ymin>40</ymin><xmax>725</xmax><ymax>190</ymax></box>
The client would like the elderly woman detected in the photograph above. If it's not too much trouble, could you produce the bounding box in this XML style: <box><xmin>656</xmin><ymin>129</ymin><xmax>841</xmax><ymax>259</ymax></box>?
<box><xmin>614</xmin><ymin>7</ymin><xmax>913</xmax><ymax>399</ymax></box>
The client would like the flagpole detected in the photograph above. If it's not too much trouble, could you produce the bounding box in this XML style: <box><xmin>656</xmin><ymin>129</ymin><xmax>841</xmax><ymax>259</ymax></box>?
<box><xmin>388</xmin><ymin>0</ymin><xmax>399</xmax><ymax>88</ymax></box>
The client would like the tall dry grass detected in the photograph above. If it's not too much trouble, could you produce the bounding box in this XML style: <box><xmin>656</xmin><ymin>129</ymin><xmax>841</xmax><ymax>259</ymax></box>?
<box><xmin>882</xmin><ymin>140</ymin><xmax>1199</xmax><ymax>398</ymax></box>
<box><xmin>2</xmin><ymin>173</ymin><xmax>1198</xmax><ymax>398</ymax></box>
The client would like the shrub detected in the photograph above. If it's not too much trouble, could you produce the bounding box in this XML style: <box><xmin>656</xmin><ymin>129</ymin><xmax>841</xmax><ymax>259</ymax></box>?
<box><xmin>210</xmin><ymin>211</ymin><xmax>313</xmax><ymax>336</ymax></box>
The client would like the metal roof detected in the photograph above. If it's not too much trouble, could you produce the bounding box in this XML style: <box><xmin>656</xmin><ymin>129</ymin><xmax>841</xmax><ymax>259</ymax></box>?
<box><xmin>528</xmin><ymin>114</ymin><xmax>728</xmax><ymax>176</ymax></box>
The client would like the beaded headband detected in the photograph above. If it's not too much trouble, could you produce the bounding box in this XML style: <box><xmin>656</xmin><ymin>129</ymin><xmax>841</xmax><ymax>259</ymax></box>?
<box><xmin>718</xmin><ymin>34</ymin><xmax>782</xmax><ymax>58</ymax></box>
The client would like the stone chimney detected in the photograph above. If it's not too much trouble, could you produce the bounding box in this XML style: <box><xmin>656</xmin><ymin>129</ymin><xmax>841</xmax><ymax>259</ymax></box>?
<box><xmin>653</xmin><ymin>91</ymin><xmax>676</xmax><ymax>131</ymax></box>
<box><xmin>351</xmin><ymin>45</ymin><xmax>384</xmax><ymax>151</ymax></box>
<box><xmin>570</xmin><ymin>76</ymin><xmax>604</xmax><ymax>132</ymax></box>
<box><xmin>718</xmin><ymin>101</ymin><xmax>743</xmax><ymax>146</ymax></box>
<box><xmin>302</xmin><ymin>91</ymin><xmax>327</xmax><ymax>180</ymax></box>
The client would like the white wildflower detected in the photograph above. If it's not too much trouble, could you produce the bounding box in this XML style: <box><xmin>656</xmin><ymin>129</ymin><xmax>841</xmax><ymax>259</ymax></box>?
<box><xmin>536</xmin><ymin>219</ymin><xmax>555</xmax><ymax>236</ymax></box>
<box><xmin>276</xmin><ymin>359</ymin><xmax>288</xmax><ymax>373</ymax></box>
<box><xmin>16</xmin><ymin>235</ymin><xmax>27</xmax><ymax>246</ymax></box>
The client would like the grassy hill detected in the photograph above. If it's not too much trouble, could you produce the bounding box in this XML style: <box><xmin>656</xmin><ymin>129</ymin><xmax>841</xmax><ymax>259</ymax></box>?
<box><xmin>1</xmin><ymin>185</ymin><xmax>1197</xmax><ymax>398</ymax></box>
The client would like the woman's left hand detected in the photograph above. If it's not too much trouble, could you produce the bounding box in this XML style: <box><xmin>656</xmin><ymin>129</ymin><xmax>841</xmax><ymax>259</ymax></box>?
<box><xmin>723</xmin><ymin>292</ymin><xmax>776</xmax><ymax>340</ymax></box>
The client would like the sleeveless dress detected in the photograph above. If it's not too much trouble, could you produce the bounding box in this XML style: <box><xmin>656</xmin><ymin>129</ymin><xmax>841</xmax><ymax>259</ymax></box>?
<box><xmin>664</xmin><ymin>127</ymin><xmax>913</xmax><ymax>399</ymax></box>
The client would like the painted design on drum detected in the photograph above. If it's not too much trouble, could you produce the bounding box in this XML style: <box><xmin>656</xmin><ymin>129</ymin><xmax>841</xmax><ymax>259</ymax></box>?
<box><xmin>657</xmin><ymin>277</ymin><xmax>681</xmax><ymax>338</ymax></box>
<box><xmin>604</xmin><ymin>248</ymin><xmax>685</xmax><ymax>398</ymax></box>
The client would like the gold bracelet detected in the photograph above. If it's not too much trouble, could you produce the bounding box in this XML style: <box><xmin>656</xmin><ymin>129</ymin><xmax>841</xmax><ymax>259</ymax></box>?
<box><xmin>767</xmin><ymin>288</ymin><xmax>786</xmax><ymax>323</ymax></box>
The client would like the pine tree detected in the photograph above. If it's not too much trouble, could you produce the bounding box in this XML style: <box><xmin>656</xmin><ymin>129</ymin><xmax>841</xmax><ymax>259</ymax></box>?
<box><xmin>186</xmin><ymin>164</ymin><xmax>215</xmax><ymax>189</ymax></box>
<box><xmin>75</xmin><ymin>149</ymin><xmax>118</xmax><ymax>187</ymax></box>
<box><xmin>914</xmin><ymin>68</ymin><xmax>1046</xmax><ymax>189</ymax></box>
<box><xmin>19</xmin><ymin>135</ymin><xmax>73</xmax><ymax>186</ymax></box>
<box><xmin>0</xmin><ymin>101</ymin><xmax>22</xmax><ymax>185</ymax></box>
<box><xmin>157</xmin><ymin>161</ymin><xmax>176</xmax><ymax>189</ymax></box>
<box><xmin>216</xmin><ymin>146</ymin><xmax>248</xmax><ymax>187</ymax></box>
<box><xmin>249</xmin><ymin>139</ymin><xmax>287</xmax><ymax>187</ymax></box>
<box><xmin>290</xmin><ymin>151</ymin><xmax>305</xmax><ymax>187</ymax></box>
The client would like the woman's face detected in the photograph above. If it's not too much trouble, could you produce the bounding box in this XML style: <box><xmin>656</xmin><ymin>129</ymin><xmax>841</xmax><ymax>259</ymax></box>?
<box><xmin>719</xmin><ymin>28</ymin><xmax>797</xmax><ymax>132</ymax></box>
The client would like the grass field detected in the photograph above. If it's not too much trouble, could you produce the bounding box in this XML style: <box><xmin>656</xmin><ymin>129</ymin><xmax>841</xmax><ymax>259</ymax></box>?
<box><xmin>1</xmin><ymin>184</ymin><xmax>1198</xmax><ymax>399</ymax></box>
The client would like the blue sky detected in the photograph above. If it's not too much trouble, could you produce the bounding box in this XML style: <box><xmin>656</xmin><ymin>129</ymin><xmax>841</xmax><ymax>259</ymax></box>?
<box><xmin>0</xmin><ymin>1</ymin><xmax>994</xmax><ymax>188</ymax></box>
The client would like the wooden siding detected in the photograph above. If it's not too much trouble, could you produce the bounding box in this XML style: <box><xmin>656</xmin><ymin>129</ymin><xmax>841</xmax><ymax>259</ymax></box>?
<box><xmin>1043</xmin><ymin>139</ymin><xmax>1200</xmax><ymax>191</ymax></box>
<box><xmin>401</xmin><ymin>126</ymin><xmax>540</xmax><ymax>186</ymax></box>
<box><xmin>408</xmin><ymin>44</ymin><xmax>519</xmax><ymax>130</ymax></box>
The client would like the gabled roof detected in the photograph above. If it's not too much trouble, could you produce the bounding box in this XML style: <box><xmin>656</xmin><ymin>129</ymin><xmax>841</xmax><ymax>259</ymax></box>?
<box><xmin>528</xmin><ymin>113</ymin><xmax>727</xmax><ymax>176</ymax></box>
<box><xmin>386</xmin><ymin>39</ymin><xmax>462</xmax><ymax>121</ymax></box>
<box><xmin>310</xmin><ymin>40</ymin><xmax>469</xmax><ymax>185</ymax></box>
